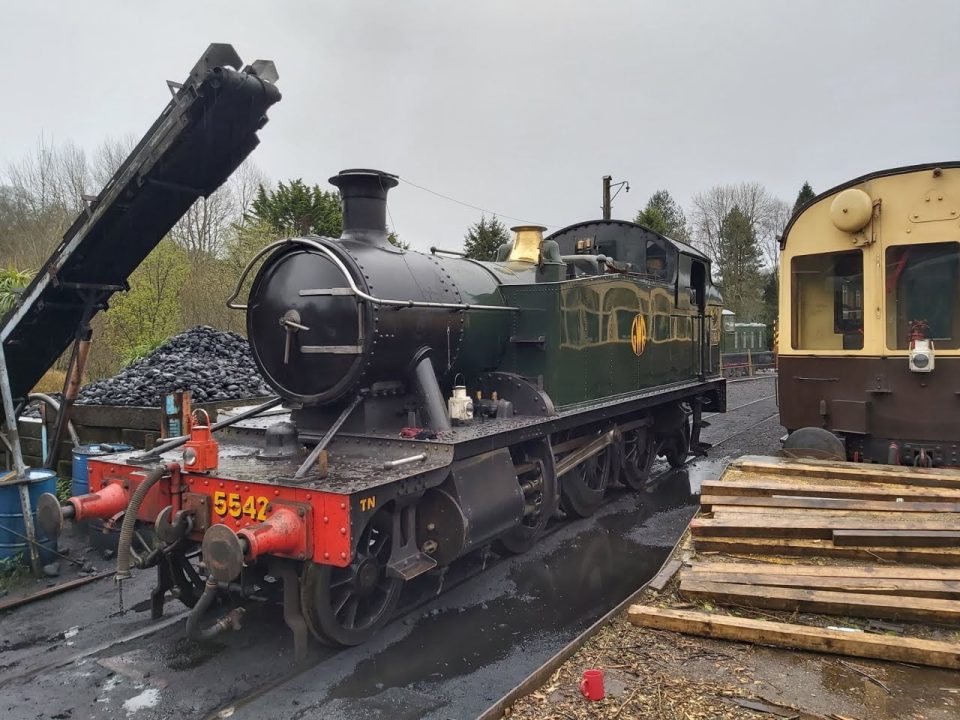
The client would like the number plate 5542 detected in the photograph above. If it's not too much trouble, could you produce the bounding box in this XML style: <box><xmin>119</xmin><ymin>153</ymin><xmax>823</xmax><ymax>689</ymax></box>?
<box><xmin>212</xmin><ymin>491</ymin><xmax>269</xmax><ymax>521</ymax></box>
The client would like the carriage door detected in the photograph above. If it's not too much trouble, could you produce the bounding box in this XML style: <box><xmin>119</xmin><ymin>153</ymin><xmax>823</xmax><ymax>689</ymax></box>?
<box><xmin>690</xmin><ymin>261</ymin><xmax>709</xmax><ymax>377</ymax></box>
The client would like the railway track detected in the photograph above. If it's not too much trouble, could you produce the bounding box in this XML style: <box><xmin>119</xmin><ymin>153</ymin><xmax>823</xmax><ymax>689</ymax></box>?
<box><xmin>0</xmin><ymin>381</ymin><xmax>780</xmax><ymax>720</ymax></box>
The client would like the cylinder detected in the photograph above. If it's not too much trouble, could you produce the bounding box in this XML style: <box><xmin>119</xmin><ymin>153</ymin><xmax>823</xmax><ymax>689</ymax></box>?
<box><xmin>71</xmin><ymin>444</ymin><xmax>106</xmax><ymax>497</ymax></box>
<box><xmin>71</xmin><ymin>443</ymin><xmax>133</xmax><ymax>496</ymax></box>
<box><xmin>70</xmin><ymin>443</ymin><xmax>132</xmax><ymax>549</ymax></box>
<box><xmin>0</xmin><ymin>468</ymin><xmax>58</xmax><ymax>564</ymax></box>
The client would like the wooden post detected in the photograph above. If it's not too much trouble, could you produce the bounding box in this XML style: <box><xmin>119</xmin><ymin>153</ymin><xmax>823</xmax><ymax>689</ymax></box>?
<box><xmin>747</xmin><ymin>348</ymin><xmax>753</xmax><ymax>376</ymax></box>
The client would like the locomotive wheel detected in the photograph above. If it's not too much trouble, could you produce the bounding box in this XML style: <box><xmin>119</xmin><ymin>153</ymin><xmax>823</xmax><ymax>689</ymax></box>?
<box><xmin>495</xmin><ymin>438</ymin><xmax>558</xmax><ymax>555</ymax></box>
<box><xmin>560</xmin><ymin>439</ymin><xmax>613</xmax><ymax>518</ymax></box>
<box><xmin>621</xmin><ymin>429</ymin><xmax>656</xmax><ymax>490</ymax></box>
<box><xmin>300</xmin><ymin>508</ymin><xmax>402</xmax><ymax>646</ymax></box>
<box><xmin>662</xmin><ymin>415</ymin><xmax>691</xmax><ymax>468</ymax></box>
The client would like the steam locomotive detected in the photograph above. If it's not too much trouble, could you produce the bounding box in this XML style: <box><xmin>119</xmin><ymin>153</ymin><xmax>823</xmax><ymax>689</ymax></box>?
<box><xmin>40</xmin><ymin>169</ymin><xmax>726</xmax><ymax>655</ymax></box>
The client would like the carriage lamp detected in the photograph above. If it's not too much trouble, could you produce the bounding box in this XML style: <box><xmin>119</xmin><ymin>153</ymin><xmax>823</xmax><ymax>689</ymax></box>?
<box><xmin>908</xmin><ymin>338</ymin><xmax>935</xmax><ymax>373</ymax></box>
<box><xmin>908</xmin><ymin>321</ymin><xmax>935</xmax><ymax>374</ymax></box>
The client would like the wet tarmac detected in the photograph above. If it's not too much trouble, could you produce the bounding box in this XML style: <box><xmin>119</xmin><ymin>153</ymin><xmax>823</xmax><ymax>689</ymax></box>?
<box><xmin>0</xmin><ymin>378</ymin><xmax>782</xmax><ymax>720</ymax></box>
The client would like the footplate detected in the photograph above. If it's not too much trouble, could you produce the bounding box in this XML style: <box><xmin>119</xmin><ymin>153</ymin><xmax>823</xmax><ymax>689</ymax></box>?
<box><xmin>387</xmin><ymin>552</ymin><xmax>437</xmax><ymax>580</ymax></box>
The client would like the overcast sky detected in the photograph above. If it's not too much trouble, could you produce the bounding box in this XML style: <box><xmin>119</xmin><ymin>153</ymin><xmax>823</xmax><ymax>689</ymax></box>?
<box><xmin>1</xmin><ymin>1</ymin><xmax>957</xmax><ymax>251</ymax></box>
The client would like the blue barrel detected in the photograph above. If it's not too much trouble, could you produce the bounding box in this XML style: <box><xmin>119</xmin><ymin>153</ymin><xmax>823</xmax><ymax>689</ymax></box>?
<box><xmin>0</xmin><ymin>468</ymin><xmax>58</xmax><ymax>564</ymax></box>
<box><xmin>71</xmin><ymin>443</ymin><xmax>133</xmax><ymax>496</ymax></box>
<box><xmin>71</xmin><ymin>444</ymin><xmax>132</xmax><ymax>554</ymax></box>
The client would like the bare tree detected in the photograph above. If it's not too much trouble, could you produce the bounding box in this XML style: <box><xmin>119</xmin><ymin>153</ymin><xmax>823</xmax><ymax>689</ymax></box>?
<box><xmin>691</xmin><ymin>182</ymin><xmax>786</xmax><ymax>273</ymax></box>
<box><xmin>757</xmin><ymin>197</ymin><xmax>792</xmax><ymax>271</ymax></box>
<box><xmin>230</xmin><ymin>160</ymin><xmax>268</xmax><ymax>222</ymax></box>
<box><xmin>92</xmin><ymin>134</ymin><xmax>137</xmax><ymax>188</ymax></box>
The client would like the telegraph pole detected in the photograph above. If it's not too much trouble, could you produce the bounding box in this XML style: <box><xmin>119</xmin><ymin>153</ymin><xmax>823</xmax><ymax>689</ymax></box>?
<box><xmin>601</xmin><ymin>175</ymin><xmax>629</xmax><ymax>220</ymax></box>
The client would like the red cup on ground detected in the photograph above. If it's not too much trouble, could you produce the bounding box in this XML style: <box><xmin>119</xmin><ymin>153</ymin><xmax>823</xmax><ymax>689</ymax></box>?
<box><xmin>580</xmin><ymin>668</ymin><xmax>604</xmax><ymax>701</ymax></box>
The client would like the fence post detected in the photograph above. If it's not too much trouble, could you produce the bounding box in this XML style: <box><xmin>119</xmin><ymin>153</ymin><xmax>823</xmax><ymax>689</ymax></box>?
<box><xmin>747</xmin><ymin>349</ymin><xmax>753</xmax><ymax>376</ymax></box>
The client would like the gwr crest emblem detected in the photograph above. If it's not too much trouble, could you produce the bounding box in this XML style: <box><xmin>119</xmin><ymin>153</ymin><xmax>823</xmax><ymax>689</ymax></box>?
<box><xmin>631</xmin><ymin>314</ymin><xmax>647</xmax><ymax>356</ymax></box>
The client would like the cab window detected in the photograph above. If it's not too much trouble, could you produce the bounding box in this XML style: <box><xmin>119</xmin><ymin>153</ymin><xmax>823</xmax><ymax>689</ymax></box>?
<box><xmin>791</xmin><ymin>250</ymin><xmax>863</xmax><ymax>350</ymax></box>
<box><xmin>886</xmin><ymin>241</ymin><xmax>960</xmax><ymax>350</ymax></box>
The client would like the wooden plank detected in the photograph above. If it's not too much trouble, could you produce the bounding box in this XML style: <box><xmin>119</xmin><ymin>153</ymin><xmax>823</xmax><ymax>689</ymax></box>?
<box><xmin>691</xmin><ymin>516</ymin><xmax>960</xmax><ymax>541</ymax></box>
<box><xmin>701</xmin><ymin>495</ymin><xmax>960</xmax><ymax>513</ymax></box>
<box><xmin>832</xmin><ymin>529</ymin><xmax>960</xmax><ymax>548</ymax></box>
<box><xmin>681</xmin><ymin>569</ymin><xmax>960</xmax><ymax>599</ymax></box>
<box><xmin>692</xmin><ymin>536</ymin><xmax>960</xmax><ymax>565</ymax></box>
<box><xmin>679</xmin><ymin>578</ymin><xmax>960</xmax><ymax>625</ymax></box>
<box><xmin>0</xmin><ymin>571</ymin><xmax>112</xmax><ymax>612</ymax></box>
<box><xmin>687</xmin><ymin>561</ymin><xmax>960</xmax><ymax>580</ymax></box>
<box><xmin>732</xmin><ymin>455</ymin><xmax>960</xmax><ymax>489</ymax></box>
<box><xmin>627</xmin><ymin>605</ymin><xmax>960</xmax><ymax>670</ymax></box>
<box><xmin>648</xmin><ymin>559</ymin><xmax>683</xmax><ymax>592</ymax></box>
<box><xmin>713</xmin><ymin>508</ymin><xmax>959</xmax><ymax>522</ymax></box>
<box><xmin>700</xmin><ymin>479</ymin><xmax>960</xmax><ymax>502</ymax></box>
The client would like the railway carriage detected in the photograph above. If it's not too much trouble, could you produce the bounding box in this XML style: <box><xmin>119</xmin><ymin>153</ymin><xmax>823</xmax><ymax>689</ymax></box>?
<box><xmin>779</xmin><ymin>162</ymin><xmax>960</xmax><ymax>466</ymax></box>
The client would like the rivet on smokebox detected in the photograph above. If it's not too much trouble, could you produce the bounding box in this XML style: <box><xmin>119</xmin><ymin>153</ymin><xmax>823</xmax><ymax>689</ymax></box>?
<box><xmin>324</xmin><ymin>552</ymin><xmax>330</xmax><ymax>559</ymax></box>
<box><xmin>340</xmin><ymin>552</ymin><xmax>347</xmax><ymax>560</ymax></box>
<box><xmin>340</xmin><ymin>527</ymin><xmax>346</xmax><ymax>535</ymax></box>
<box><xmin>323</xmin><ymin>516</ymin><xmax>329</xmax><ymax>523</ymax></box>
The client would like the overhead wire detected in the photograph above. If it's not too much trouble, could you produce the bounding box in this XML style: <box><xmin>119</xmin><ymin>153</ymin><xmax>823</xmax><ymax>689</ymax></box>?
<box><xmin>397</xmin><ymin>176</ymin><xmax>561</xmax><ymax>229</ymax></box>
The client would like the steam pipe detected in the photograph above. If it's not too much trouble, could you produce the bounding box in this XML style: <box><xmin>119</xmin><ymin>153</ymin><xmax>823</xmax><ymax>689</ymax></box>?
<box><xmin>410</xmin><ymin>348</ymin><xmax>450</xmax><ymax>432</ymax></box>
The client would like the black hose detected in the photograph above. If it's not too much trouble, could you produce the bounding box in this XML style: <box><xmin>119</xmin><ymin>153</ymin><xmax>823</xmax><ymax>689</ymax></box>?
<box><xmin>115</xmin><ymin>464</ymin><xmax>167</xmax><ymax>579</ymax></box>
<box><xmin>186</xmin><ymin>578</ymin><xmax>246</xmax><ymax>641</ymax></box>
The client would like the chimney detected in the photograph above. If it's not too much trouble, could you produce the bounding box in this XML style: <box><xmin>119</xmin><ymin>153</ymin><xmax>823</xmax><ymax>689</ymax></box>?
<box><xmin>328</xmin><ymin>169</ymin><xmax>398</xmax><ymax>248</ymax></box>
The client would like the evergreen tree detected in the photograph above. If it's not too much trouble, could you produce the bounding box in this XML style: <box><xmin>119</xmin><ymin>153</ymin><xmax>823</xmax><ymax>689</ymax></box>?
<box><xmin>717</xmin><ymin>206</ymin><xmax>763</xmax><ymax>319</ymax></box>
<box><xmin>792</xmin><ymin>181</ymin><xmax>815</xmax><ymax>215</ymax></box>
<box><xmin>387</xmin><ymin>232</ymin><xmax>409</xmax><ymax>250</ymax></box>
<box><xmin>634</xmin><ymin>190</ymin><xmax>690</xmax><ymax>243</ymax></box>
<box><xmin>463</xmin><ymin>215</ymin><xmax>510</xmax><ymax>261</ymax></box>
<box><xmin>249</xmin><ymin>179</ymin><xmax>342</xmax><ymax>236</ymax></box>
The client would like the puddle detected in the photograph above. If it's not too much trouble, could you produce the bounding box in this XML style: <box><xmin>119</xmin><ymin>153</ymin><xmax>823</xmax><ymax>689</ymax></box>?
<box><xmin>123</xmin><ymin>686</ymin><xmax>161</xmax><ymax>713</ymax></box>
<box><xmin>327</xmin><ymin>491</ymin><xmax>697</xmax><ymax>701</ymax></box>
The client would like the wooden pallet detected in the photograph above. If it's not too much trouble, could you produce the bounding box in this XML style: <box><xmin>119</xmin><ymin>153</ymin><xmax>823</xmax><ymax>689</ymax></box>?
<box><xmin>650</xmin><ymin>456</ymin><xmax>960</xmax><ymax>667</ymax></box>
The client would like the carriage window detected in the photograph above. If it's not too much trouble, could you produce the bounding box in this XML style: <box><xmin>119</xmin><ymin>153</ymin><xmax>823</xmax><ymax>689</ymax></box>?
<box><xmin>791</xmin><ymin>251</ymin><xmax>864</xmax><ymax>350</ymax></box>
<box><xmin>886</xmin><ymin>242</ymin><xmax>960</xmax><ymax>350</ymax></box>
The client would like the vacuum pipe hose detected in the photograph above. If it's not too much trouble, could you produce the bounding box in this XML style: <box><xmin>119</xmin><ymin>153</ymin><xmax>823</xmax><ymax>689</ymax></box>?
<box><xmin>115</xmin><ymin>464</ymin><xmax>168</xmax><ymax>579</ymax></box>
<box><xmin>186</xmin><ymin>578</ymin><xmax>247</xmax><ymax>641</ymax></box>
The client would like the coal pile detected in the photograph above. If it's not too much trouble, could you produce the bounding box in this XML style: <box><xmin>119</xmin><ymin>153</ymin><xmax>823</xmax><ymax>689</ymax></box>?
<box><xmin>78</xmin><ymin>326</ymin><xmax>273</xmax><ymax>407</ymax></box>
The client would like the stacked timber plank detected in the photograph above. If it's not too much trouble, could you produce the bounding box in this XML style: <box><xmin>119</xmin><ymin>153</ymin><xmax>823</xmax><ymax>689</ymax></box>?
<box><xmin>679</xmin><ymin>561</ymin><xmax>960</xmax><ymax>625</ymax></box>
<box><xmin>693</xmin><ymin>455</ymin><xmax>960</xmax><ymax>564</ymax></box>
<box><xmin>628</xmin><ymin>454</ymin><xmax>960</xmax><ymax>671</ymax></box>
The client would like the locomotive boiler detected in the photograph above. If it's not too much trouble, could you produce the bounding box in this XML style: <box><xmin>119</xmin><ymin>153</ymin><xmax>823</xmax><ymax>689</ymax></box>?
<box><xmin>32</xmin><ymin>51</ymin><xmax>725</xmax><ymax>654</ymax></box>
